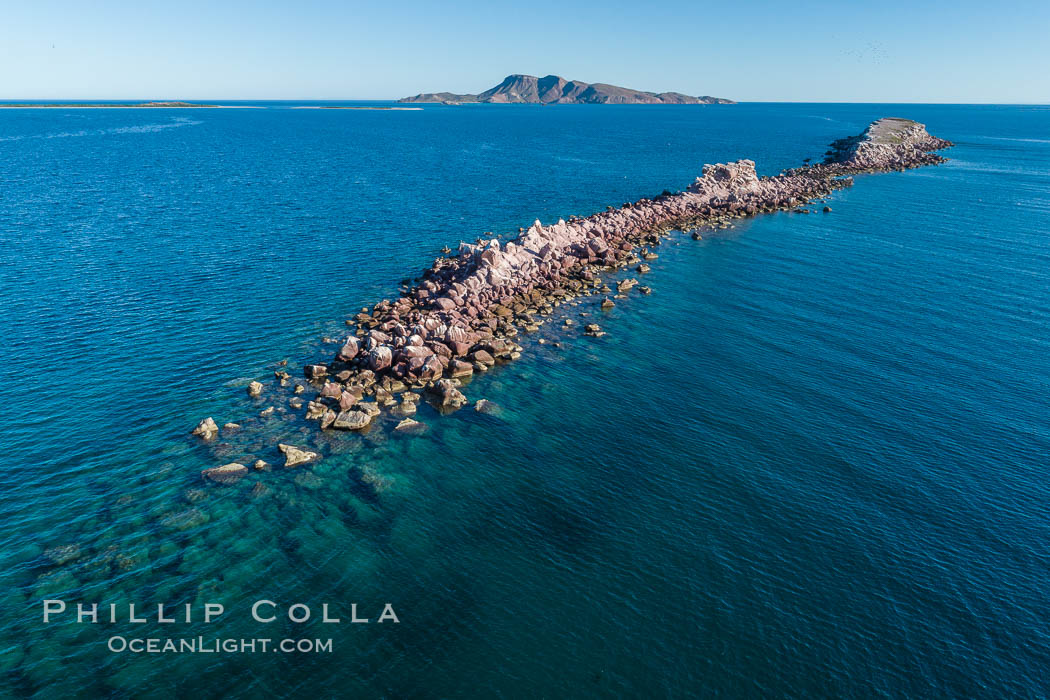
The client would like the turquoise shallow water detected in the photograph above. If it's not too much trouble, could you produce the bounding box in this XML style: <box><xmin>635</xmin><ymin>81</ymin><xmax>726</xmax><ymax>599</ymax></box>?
<box><xmin>0</xmin><ymin>103</ymin><xmax>1048</xmax><ymax>697</ymax></box>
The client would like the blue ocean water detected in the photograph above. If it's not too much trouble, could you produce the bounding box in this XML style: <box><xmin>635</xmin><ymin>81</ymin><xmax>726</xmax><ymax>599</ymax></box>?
<box><xmin>0</xmin><ymin>102</ymin><xmax>1048</xmax><ymax>698</ymax></box>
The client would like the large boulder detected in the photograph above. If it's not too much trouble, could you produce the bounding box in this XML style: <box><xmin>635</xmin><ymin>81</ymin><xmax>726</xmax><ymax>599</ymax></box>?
<box><xmin>278</xmin><ymin>443</ymin><xmax>319</xmax><ymax>468</ymax></box>
<box><xmin>247</xmin><ymin>381</ymin><xmax>263</xmax><ymax>397</ymax></box>
<box><xmin>431</xmin><ymin>379</ymin><xmax>468</xmax><ymax>409</ymax></box>
<box><xmin>320</xmin><ymin>410</ymin><xmax>337</xmax><ymax>430</ymax></box>
<box><xmin>191</xmin><ymin>417</ymin><xmax>219</xmax><ymax>440</ymax></box>
<box><xmin>355</xmin><ymin>401</ymin><xmax>382</xmax><ymax>417</ymax></box>
<box><xmin>428</xmin><ymin>341</ymin><xmax>452</xmax><ymax>358</ymax></box>
<box><xmin>420</xmin><ymin>355</ymin><xmax>444</xmax><ymax>381</ymax></box>
<box><xmin>471</xmin><ymin>349</ymin><xmax>495</xmax><ymax>367</ymax></box>
<box><xmin>319</xmin><ymin>382</ymin><xmax>343</xmax><ymax>399</ymax></box>
<box><xmin>394</xmin><ymin>398</ymin><xmax>417</xmax><ymax>416</ymax></box>
<box><xmin>333</xmin><ymin>410</ymin><xmax>371</xmax><ymax>430</ymax></box>
<box><xmin>400</xmin><ymin>345</ymin><xmax>432</xmax><ymax>360</ymax></box>
<box><xmin>304</xmin><ymin>364</ymin><xmax>328</xmax><ymax>380</ymax></box>
<box><xmin>338</xmin><ymin>390</ymin><xmax>360</xmax><ymax>411</ymax></box>
<box><xmin>337</xmin><ymin>337</ymin><xmax>360</xmax><ymax>361</ymax></box>
<box><xmin>368</xmin><ymin>345</ymin><xmax>393</xmax><ymax>372</ymax></box>
<box><xmin>449</xmin><ymin>340</ymin><xmax>472</xmax><ymax>356</ymax></box>
<box><xmin>448</xmin><ymin>359</ymin><xmax>474</xmax><ymax>378</ymax></box>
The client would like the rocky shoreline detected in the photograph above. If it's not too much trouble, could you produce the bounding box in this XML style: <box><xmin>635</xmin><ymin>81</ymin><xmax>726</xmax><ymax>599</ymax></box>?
<box><xmin>193</xmin><ymin>117</ymin><xmax>951</xmax><ymax>474</ymax></box>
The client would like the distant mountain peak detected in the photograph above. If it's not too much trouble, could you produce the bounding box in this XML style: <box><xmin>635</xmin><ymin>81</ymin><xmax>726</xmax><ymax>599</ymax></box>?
<box><xmin>399</xmin><ymin>74</ymin><xmax>734</xmax><ymax>105</ymax></box>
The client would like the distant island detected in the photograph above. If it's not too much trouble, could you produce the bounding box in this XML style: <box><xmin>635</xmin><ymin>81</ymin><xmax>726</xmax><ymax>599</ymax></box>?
<box><xmin>0</xmin><ymin>101</ymin><xmax>219</xmax><ymax>108</ymax></box>
<box><xmin>290</xmin><ymin>106</ymin><xmax>423</xmax><ymax>111</ymax></box>
<box><xmin>399</xmin><ymin>74</ymin><xmax>735</xmax><ymax>105</ymax></box>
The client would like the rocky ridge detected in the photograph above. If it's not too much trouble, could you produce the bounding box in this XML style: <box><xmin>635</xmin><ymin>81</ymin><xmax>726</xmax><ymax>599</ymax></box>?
<box><xmin>192</xmin><ymin>118</ymin><xmax>951</xmax><ymax>474</ymax></box>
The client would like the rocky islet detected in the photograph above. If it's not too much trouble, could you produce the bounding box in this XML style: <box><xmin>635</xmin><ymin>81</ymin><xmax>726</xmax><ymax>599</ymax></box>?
<box><xmin>191</xmin><ymin>118</ymin><xmax>951</xmax><ymax>482</ymax></box>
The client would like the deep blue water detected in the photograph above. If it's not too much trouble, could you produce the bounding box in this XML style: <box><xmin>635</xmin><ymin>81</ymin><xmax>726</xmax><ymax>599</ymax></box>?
<box><xmin>0</xmin><ymin>102</ymin><xmax>1048</xmax><ymax>698</ymax></box>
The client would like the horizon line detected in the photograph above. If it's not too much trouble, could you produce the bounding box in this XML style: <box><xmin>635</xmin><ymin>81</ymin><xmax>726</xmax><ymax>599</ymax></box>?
<box><xmin>1</xmin><ymin>98</ymin><xmax>1048</xmax><ymax>106</ymax></box>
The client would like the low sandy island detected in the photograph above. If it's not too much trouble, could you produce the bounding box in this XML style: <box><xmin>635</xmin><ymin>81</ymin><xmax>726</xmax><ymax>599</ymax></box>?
<box><xmin>0</xmin><ymin>101</ymin><xmax>254</xmax><ymax>108</ymax></box>
<box><xmin>1</xmin><ymin>102</ymin><xmax>420</xmax><ymax>110</ymax></box>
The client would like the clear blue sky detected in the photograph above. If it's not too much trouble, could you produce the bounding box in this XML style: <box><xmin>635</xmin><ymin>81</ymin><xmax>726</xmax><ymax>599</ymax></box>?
<box><xmin>1</xmin><ymin>0</ymin><xmax>1047</xmax><ymax>102</ymax></box>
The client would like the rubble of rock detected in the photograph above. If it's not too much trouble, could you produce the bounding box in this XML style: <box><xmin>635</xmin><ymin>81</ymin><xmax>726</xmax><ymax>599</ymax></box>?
<box><xmin>822</xmin><ymin>118</ymin><xmax>952</xmax><ymax>172</ymax></box>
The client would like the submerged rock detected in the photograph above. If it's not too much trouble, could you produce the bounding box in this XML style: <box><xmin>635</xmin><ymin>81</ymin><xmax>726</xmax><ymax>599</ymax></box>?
<box><xmin>161</xmin><ymin>507</ymin><xmax>209</xmax><ymax>532</ymax></box>
<box><xmin>394</xmin><ymin>418</ymin><xmax>427</xmax><ymax>435</ymax></box>
<box><xmin>294</xmin><ymin>471</ymin><xmax>324</xmax><ymax>490</ymax></box>
<box><xmin>201</xmin><ymin>462</ymin><xmax>249</xmax><ymax>484</ymax></box>
<box><xmin>474</xmin><ymin>399</ymin><xmax>501</xmax><ymax>415</ymax></box>
<box><xmin>360</xmin><ymin>466</ymin><xmax>393</xmax><ymax>492</ymax></box>
<box><xmin>183</xmin><ymin>488</ymin><xmax>208</xmax><ymax>503</ymax></box>
<box><xmin>278</xmin><ymin>443</ymin><xmax>320</xmax><ymax>468</ymax></box>
<box><xmin>43</xmin><ymin>544</ymin><xmax>80</xmax><ymax>566</ymax></box>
